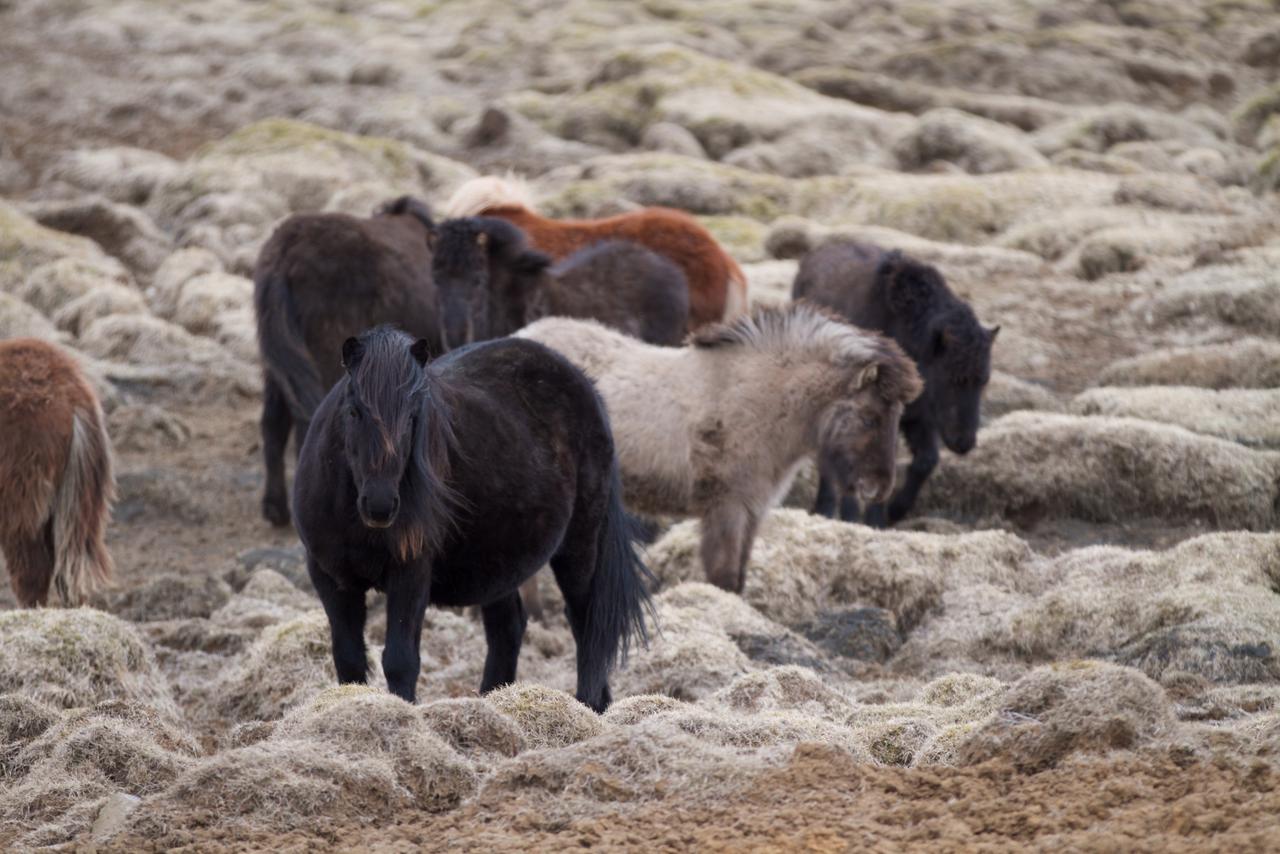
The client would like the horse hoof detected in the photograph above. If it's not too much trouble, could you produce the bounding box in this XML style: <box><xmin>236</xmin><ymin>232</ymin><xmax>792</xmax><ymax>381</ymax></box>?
<box><xmin>263</xmin><ymin>501</ymin><xmax>291</xmax><ymax>528</ymax></box>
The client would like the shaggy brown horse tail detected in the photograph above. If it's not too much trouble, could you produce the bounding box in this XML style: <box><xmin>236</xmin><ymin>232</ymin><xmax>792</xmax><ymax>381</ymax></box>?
<box><xmin>723</xmin><ymin>256</ymin><xmax>749</xmax><ymax>321</ymax></box>
<box><xmin>255</xmin><ymin>269</ymin><xmax>326</xmax><ymax>422</ymax></box>
<box><xmin>51</xmin><ymin>401</ymin><xmax>114</xmax><ymax>604</ymax></box>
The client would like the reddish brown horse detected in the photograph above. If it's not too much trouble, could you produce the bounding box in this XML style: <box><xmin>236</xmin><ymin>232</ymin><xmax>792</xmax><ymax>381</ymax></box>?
<box><xmin>0</xmin><ymin>339</ymin><xmax>114</xmax><ymax>606</ymax></box>
<box><xmin>443</xmin><ymin>176</ymin><xmax>747</xmax><ymax>329</ymax></box>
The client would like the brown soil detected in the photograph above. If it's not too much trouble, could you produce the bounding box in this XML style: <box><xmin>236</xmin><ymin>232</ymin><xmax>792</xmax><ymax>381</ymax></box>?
<box><xmin>107</xmin><ymin>747</ymin><xmax>1280</xmax><ymax>853</ymax></box>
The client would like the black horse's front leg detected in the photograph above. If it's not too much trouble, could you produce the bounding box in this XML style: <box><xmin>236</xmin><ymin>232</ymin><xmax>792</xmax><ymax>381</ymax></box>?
<box><xmin>309</xmin><ymin>558</ymin><xmax>369</xmax><ymax>685</ymax></box>
<box><xmin>813</xmin><ymin>473</ymin><xmax>838</xmax><ymax>518</ymax></box>
<box><xmin>888</xmin><ymin>421</ymin><xmax>940</xmax><ymax>525</ymax></box>
<box><xmin>480</xmin><ymin>592</ymin><xmax>528</xmax><ymax>694</ymax></box>
<box><xmin>382</xmin><ymin>563</ymin><xmax>431</xmax><ymax>702</ymax></box>
<box><xmin>260</xmin><ymin>375</ymin><xmax>294</xmax><ymax>527</ymax></box>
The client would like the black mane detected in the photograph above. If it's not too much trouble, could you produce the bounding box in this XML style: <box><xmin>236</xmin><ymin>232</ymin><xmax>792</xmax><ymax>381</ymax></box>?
<box><xmin>344</xmin><ymin>325</ymin><xmax>460</xmax><ymax>560</ymax></box>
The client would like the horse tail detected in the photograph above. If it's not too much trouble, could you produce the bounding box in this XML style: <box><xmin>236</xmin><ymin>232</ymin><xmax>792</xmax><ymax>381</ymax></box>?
<box><xmin>581</xmin><ymin>460</ymin><xmax>656</xmax><ymax>702</ymax></box>
<box><xmin>254</xmin><ymin>268</ymin><xmax>325</xmax><ymax>423</ymax></box>
<box><xmin>51</xmin><ymin>400</ymin><xmax>114</xmax><ymax>605</ymax></box>
<box><xmin>722</xmin><ymin>255</ymin><xmax>749</xmax><ymax>321</ymax></box>
<box><xmin>442</xmin><ymin>173</ymin><xmax>537</xmax><ymax>217</ymax></box>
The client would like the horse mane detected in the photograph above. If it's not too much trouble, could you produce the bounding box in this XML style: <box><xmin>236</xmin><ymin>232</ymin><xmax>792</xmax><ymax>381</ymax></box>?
<box><xmin>374</xmin><ymin>195</ymin><xmax>435</xmax><ymax>231</ymax></box>
<box><xmin>443</xmin><ymin>175</ymin><xmax>537</xmax><ymax>218</ymax></box>
<box><xmin>878</xmin><ymin>249</ymin><xmax>992</xmax><ymax>386</ymax></box>
<box><xmin>692</xmin><ymin>302</ymin><xmax>922</xmax><ymax>404</ymax></box>
<box><xmin>345</xmin><ymin>326</ymin><xmax>462</xmax><ymax>562</ymax></box>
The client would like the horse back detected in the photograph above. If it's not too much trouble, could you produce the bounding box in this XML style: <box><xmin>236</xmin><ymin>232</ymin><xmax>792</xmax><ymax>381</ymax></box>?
<box><xmin>548</xmin><ymin>240</ymin><xmax>690</xmax><ymax>346</ymax></box>
<box><xmin>793</xmin><ymin>240</ymin><xmax>892</xmax><ymax>330</ymax></box>
<box><xmin>484</xmin><ymin>205</ymin><xmax>731</xmax><ymax>329</ymax></box>
<box><xmin>256</xmin><ymin>211</ymin><xmax>440</xmax><ymax>388</ymax></box>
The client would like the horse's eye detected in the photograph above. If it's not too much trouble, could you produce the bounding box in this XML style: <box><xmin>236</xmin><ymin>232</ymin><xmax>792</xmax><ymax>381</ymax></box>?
<box><xmin>349</xmin><ymin>405</ymin><xmax>360</xmax><ymax>419</ymax></box>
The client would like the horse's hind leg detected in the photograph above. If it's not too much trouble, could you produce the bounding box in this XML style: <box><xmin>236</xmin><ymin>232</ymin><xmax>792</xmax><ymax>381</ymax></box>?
<box><xmin>308</xmin><ymin>558</ymin><xmax>369</xmax><ymax>686</ymax></box>
<box><xmin>261</xmin><ymin>374</ymin><xmax>293</xmax><ymax>527</ymax></box>
<box><xmin>381</xmin><ymin>564</ymin><xmax>431</xmax><ymax>703</ymax></box>
<box><xmin>480</xmin><ymin>592</ymin><xmax>527</xmax><ymax>693</ymax></box>
<box><xmin>2</xmin><ymin>522</ymin><xmax>56</xmax><ymax>607</ymax></box>
<box><xmin>550</xmin><ymin>542</ymin><xmax>611</xmax><ymax>712</ymax></box>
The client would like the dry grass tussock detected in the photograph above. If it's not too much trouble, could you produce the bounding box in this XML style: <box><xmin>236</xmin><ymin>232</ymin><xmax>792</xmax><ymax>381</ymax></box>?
<box><xmin>1098</xmin><ymin>339</ymin><xmax>1280</xmax><ymax>390</ymax></box>
<box><xmin>1072</xmin><ymin>386</ymin><xmax>1280</xmax><ymax>448</ymax></box>
<box><xmin>955</xmin><ymin>661</ymin><xmax>1176</xmax><ymax>772</ymax></box>
<box><xmin>0</xmin><ymin>698</ymin><xmax>199</xmax><ymax>848</ymax></box>
<box><xmin>922</xmin><ymin>412</ymin><xmax>1280</xmax><ymax>529</ymax></box>
<box><xmin>128</xmin><ymin>686</ymin><xmax>476</xmax><ymax>836</ymax></box>
<box><xmin>0</xmin><ymin>609</ymin><xmax>177</xmax><ymax>716</ymax></box>
<box><xmin>647</xmin><ymin>510</ymin><xmax>1033</xmax><ymax>629</ymax></box>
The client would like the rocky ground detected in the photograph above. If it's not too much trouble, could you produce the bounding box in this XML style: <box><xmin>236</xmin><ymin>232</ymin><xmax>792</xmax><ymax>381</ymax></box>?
<box><xmin>2</xmin><ymin>0</ymin><xmax>1280</xmax><ymax>850</ymax></box>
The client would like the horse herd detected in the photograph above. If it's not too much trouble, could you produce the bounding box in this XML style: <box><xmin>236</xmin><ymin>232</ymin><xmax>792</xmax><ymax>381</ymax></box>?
<box><xmin>0</xmin><ymin>176</ymin><xmax>996</xmax><ymax>712</ymax></box>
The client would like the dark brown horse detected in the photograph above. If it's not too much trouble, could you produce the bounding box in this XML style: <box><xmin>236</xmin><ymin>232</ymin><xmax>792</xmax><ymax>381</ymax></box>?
<box><xmin>253</xmin><ymin>195</ymin><xmax>440</xmax><ymax>527</ymax></box>
<box><xmin>432</xmin><ymin>216</ymin><xmax>690</xmax><ymax>350</ymax></box>
<box><xmin>0</xmin><ymin>339</ymin><xmax>114</xmax><ymax>606</ymax></box>
<box><xmin>793</xmin><ymin>241</ymin><xmax>998</xmax><ymax>525</ymax></box>
<box><xmin>443</xmin><ymin>176</ymin><xmax>745</xmax><ymax>329</ymax></box>
<box><xmin>292</xmin><ymin>325</ymin><xmax>653</xmax><ymax>711</ymax></box>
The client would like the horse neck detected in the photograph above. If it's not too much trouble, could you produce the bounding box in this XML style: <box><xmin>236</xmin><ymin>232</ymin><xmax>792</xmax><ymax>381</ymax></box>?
<box><xmin>717</xmin><ymin>346</ymin><xmax>839</xmax><ymax>466</ymax></box>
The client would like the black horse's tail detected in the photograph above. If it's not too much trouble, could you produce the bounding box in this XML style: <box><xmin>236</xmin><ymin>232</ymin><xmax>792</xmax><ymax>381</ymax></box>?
<box><xmin>254</xmin><ymin>269</ymin><xmax>325</xmax><ymax>423</ymax></box>
<box><xmin>582</xmin><ymin>460</ymin><xmax>656</xmax><ymax>705</ymax></box>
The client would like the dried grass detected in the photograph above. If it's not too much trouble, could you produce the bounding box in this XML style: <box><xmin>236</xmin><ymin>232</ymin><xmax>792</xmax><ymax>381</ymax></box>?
<box><xmin>485</xmin><ymin>683</ymin><xmax>605</xmax><ymax>750</ymax></box>
<box><xmin>0</xmin><ymin>609</ymin><xmax>177</xmax><ymax>717</ymax></box>
<box><xmin>130</xmin><ymin>685</ymin><xmax>476</xmax><ymax>836</ymax></box>
<box><xmin>1073</xmin><ymin>386</ymin><xmax>1280</xmax><ymax>448</ymax></box>
<box><xmin>922</xmin><ymin>412</ymin><xmax>1280</xmax><ymax>529</ymax></box>
<box><xmin>647</xmin><ymin>510</ymin><xmax>1032</xmax><ymax>629</ymax></box>
<box><xmin>955</xmin><ymin>661</ymin><xmax>1175</xmax><ymax>772</ymax></box>
<box><xmin>1098</xmin><ymin>339</ymin><xmax>1280</xmax><ymax>390</ymax></box>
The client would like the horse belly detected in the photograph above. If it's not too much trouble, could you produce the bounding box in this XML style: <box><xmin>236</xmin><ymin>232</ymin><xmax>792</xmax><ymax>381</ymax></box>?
<box><xmin>428</xmin><ymin>510</ymin><xmax>570</xmax><ymax>606</ymax></box>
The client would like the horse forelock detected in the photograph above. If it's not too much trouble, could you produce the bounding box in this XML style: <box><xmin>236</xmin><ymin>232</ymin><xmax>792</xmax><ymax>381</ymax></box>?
<box><xmin>442</xmin><ymin>175</ymin><xmax>537</xmax><ymax>218</ymax></box>
<box><xmin>344</xmin><ymin>327</ymin><xmax>461</xmax><ymax>559</ymax></box>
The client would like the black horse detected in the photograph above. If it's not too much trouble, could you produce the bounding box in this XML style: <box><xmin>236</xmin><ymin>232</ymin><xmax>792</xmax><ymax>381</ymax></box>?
<box><xmin>433</xmin><ymin>216</ymin><xmax>690</xmax><ymax>351</ymax></box>
<box><xmin>792</xmin><ymin>241</ymin><xmax>998</xmax><ymax>526</ymax></box>
<box><xmin>292</xmin><ymin>325</ymin><xmax>652</xmax><ymax>712</ymax></box>
<box><xmin>254</xmin><ymin>195</ymin><xmax>440</xmax><ymax>527</ymax></box>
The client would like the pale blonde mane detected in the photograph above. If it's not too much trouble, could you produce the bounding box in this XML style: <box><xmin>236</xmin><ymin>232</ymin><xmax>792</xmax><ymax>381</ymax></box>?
<box><xmin>442</xmin><ymin>174</ymin><xmax>538</xmax><ymax>217</ymax></box>
<box><xmin>691</xmin><ymin>303</ymin><xmax>880</xmax><ymax>367</ymax></box>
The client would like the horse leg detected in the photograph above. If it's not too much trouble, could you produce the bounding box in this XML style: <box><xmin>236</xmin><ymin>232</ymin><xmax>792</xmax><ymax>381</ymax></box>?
<box><xmin>700</xmin><ymin>503</ymin><xmax>750</xmax><ymax>593</ymax></box>
<box><xmin>732</xmin><ymin>509</ymin><xmax>761</xmax><ymax>594</ymax></box>
<box><xmin>888</xmin><ymin>421</ymin><xmax>939</xmax><ymax>525</ymax></box>
<box><xmin>550</xmin><ymin>543</ymin><xmax>611</xmax><ymax>712</ymax></box>
<box><xmin>520</xmin><ymin>575</ymin><xmax>545</xmax><ymax>622</ymax></box>
<box><xmin>2</xmin><ymin>522</ymin><xmax>55</xmax><ymax>607</ymax></box>
<box><xmin>260</xmin><ymin>375</ymin><xmax>293</xmax><ymax>527</ymax></box>
<box><xmin>381</xmin><ymin>564</ymin><xmax>431</xmax><ymax>703</ymax></box>
<box><xmin>480</xmin><ymin>592</ymin><xmax>527</xmax><ymax>694</ymax></box>
<box><xmin>839</xmin><ymin>494</ymin><xmax>862</xmax><ymax>523</ymax></box>
<box><xmin>308</xmin><ymin>558</ymin><xmax>369</xmax><ymax>686</ymax></box>
<box><xmin>812</xmin><ymin>473</ymin><xmax>838</xmax><ymax>518</ymax></box>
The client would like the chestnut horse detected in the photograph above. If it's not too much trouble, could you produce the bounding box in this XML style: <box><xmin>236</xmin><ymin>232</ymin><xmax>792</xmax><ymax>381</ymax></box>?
<box><xmin>0</xmin><ymin>339</ymin><xmax>114</xmax><ymax>606</ymax></box>
<box><xmin>443</xmin><ymin>175</ymin><xmax>747</xmax><ymax>329</ymax></box>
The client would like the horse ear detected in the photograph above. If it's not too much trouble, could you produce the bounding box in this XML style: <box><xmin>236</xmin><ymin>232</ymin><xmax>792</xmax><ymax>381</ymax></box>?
<box><xmin>341</xmin><ymin>337</ymin><xmax>364</xmax><ymax>371</ymax></box>
<box><xmin>410</xmin><ymin>338</ymin><xmax>432</xmax><ymax>366</ymax></box>
<box><xmin>934</xmin><ymin>328</ymin><xmax>955</xmax><ymax>354</ymax></box>
<box><xmin>515</xmin><ymin>249</ymin><xmax>553</xmax><ymax>277</ymax></box>
<box><xmin>988</xmin><ymin>325</ymin><xmax>1001</xmax><ymax>342</ymax></box>
<box><xmin>856</xmin><ymin>363</ymin><xmax>879</xmax><ymax>389</ymax></box>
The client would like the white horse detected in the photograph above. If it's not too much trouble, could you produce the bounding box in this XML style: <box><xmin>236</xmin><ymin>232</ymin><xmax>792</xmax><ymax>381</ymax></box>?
<box><xmin>518</xmin><ymin>302</ymin><xmax>922</xmax><ymax>595</ymax></box>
